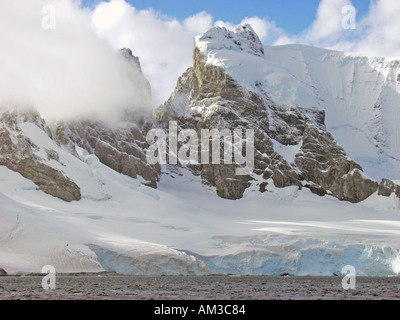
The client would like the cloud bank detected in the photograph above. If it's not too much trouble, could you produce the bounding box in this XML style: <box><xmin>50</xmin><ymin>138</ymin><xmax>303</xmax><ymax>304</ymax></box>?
<box><xmin>90</xmin><ymin>0</ymin><xmax>281</xmax><ymax>107</ymax></box>
<box><xmin>0</xmin><ymin>0</ymin><xmax>152</xmax><ymax>121</ymax></box>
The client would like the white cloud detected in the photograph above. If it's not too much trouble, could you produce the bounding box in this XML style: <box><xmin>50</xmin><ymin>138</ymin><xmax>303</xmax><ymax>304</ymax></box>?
<box><xmin>275</xmin><ymin>0</ymin><xmax>400</xmax><ymax>57</ymax></box>
<box><xmin>276</xmin><ymin>0</ymin><xmax>353</xmax><ymax>48</ymax></box>
<box><xmin>91</xmin><ymin>1</ymin><xmax>202</xmax><ymax>107</ymax></box>
<box><xmin>305</xmin><ymin>0</ymin><xmax>353</xmax><ymax>43</ymax></box>
<box><xmin>89</xmin><ymin>1</ymin><xmax>287</xmax><ymax>107</ymax></box>
<box><xmin>92</xmin><ymin>0</ymin><xmax>127</xmax><ymax>30</ymax></box>
<box><xmin>183</xmin><ymin>11</ymin><xmax>213</xmax><ymax>35</ymax></box>
<box><xmin>352</xmin><ymin>0</ymin><xmax>400</xmax><ymax>57</ymax></box>
<box><xmin>0</xmin><ymin>0</ymin><xmax>152</xmax><ymax>122</ymax></box>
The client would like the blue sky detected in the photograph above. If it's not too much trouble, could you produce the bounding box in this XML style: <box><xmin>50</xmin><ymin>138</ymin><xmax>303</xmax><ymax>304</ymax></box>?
<box><xmin>82</xmin><ymin>0</ymin><xmax>371</xmax><ymax>35</ymax></box>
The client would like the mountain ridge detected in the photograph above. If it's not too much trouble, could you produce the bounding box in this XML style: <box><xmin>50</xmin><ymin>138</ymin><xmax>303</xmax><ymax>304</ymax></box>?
<box><xmin>1</xmin><ymin>23</ymin><xmax>399</xmax><ymax>204</ymax></box>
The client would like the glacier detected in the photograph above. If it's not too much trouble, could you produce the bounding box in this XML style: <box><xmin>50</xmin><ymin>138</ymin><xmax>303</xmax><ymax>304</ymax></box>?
<box><xmin>186</xmin><ymin>235</ymin><xmax>400</xmax><ymax>276</ymax></box>
<box><xmin>1</xmin><ymin>154</ymin><xmax>400</xmax><ymax>276</ymax></box>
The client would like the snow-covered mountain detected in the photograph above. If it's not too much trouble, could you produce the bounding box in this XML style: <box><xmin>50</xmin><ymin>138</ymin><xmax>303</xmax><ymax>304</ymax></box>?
<box><xmin>157</xmin><ymin>24</ymin><xmax>400</xmax><ymax>203</ymax></box>
<box><xmin>1</xmin><ymin>24</ymin><xmax>400</xmax><ymax>276</ymax></box>
<box><xmin>193</xmin><ymin>25</ymin><xmax>400</xmax><ymax>181</ymax></box>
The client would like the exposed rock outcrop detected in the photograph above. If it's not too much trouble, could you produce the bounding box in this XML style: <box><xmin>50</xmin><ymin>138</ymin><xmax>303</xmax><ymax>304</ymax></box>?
<box><xmin>378</xmin><ymin>179</ymin><xmax>400</xmax><ymax>198</ymax></box>
<box><xmin>54</xmin><ymin>118</ymin><xmax>160</xmax><ymax>188</ymax></box>
<box><xmin>0</xmin><ymin>110</ymin><xmax>81</xmax><ymax>202</ymax></box>
<box><xmin>294</xmin><ymin>120</ymin><xmax>378</xmax><ymax>203</ymax></box>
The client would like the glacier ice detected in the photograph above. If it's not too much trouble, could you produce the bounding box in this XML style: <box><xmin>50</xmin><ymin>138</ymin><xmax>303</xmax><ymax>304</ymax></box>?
<box><xmin>185</xmin><ymin>235</ymin><xmax>400</xmax><ymax>276</ymax></box>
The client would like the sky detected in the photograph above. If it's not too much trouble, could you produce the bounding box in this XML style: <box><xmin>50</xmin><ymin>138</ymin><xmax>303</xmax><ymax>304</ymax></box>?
<box><xmin>82</xmin><ymin>0</ymin><xmax>371</xmax><ymax>35</ymax></box>
<box><xmin>1</xmin><ymin>0</ymin><xmax>400</xmax><ymax>121</ymax></box>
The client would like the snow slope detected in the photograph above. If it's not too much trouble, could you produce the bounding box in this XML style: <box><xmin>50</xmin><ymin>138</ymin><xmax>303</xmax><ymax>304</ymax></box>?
<box><xmin>1</xmin><ymin>148</ymin><xmax>400</xmax><ymax>275</ymax></box>
<box><xmin>195</xmin><ymin>26</ymin><xmax>400</xmax><ymax>181</ymax></box>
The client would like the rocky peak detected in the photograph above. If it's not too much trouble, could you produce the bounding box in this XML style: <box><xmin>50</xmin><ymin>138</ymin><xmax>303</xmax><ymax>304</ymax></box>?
<box><xmin>195</xmin><ymin>23</ymin><xmax>264</xmax><ymax>58</ymax></box>
<box><xmin>234</xmin><ymin>24</ymin><xmax>264</xmax><ymax>56</ymax></box>
<box><xmin>120</xmin><ymin>47</ymin><xmax>143</xmax><ymax>73</ymax></box>
<box><xmin>120</xmin><ymin>47</ymin><xmax>152</xmax><ymax>106</ymax></box>
<box><xmin>0</xmin><ymin>109</ymin><xmax>81</xmax><ymax>202</ymax></box>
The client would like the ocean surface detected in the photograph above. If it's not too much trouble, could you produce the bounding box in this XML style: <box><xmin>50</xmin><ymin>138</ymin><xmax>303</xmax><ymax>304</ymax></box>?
<box><xmin>1</xmin><ymin>274</ymin><xmax>400</xmax><ymax>300</ymax></box>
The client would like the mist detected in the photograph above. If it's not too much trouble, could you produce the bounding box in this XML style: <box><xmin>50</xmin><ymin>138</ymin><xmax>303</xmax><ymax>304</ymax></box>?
<box><xmin>0</xmin><ymin>0</ymin><xmax>152</xmax><ymax>122</ymax></box>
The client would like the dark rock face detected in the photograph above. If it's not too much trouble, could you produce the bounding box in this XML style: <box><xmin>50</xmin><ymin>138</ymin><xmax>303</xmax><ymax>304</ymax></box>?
<box><xmin>339</xmin><ymin>170</ymin><xmax>379</xmax><ymax>203</ymax></box>
<box><xmin>0</xmin><ymin>110</ymin><xmax>81</xmax><ymax>202</ymax></box>
<box><xmin>305</xmin><ymin>183</ymin><xmax>327</xmax><ymax>197</ymax></box>
<box><xmin>54</xmin><ymin>118</ymin><xmax>161</xmax><ymax>188</ymax></box>
<box><xmin>0</xmin><ymin>108</ymin><xmax>160</xmax><ymax>201</ymax></box>
<box><xmin>294</xmin><ymin>121</ymin><xmax>378</xmax><ymax>203</ymax></box>
<box><xmin>0</xmin><ymin>268</ymin><xmax>7</xmax><ymax>276</ymax></box>
<box><xmin>378</xmin><ymin>179</ymin><xmax>400</xmax><ymax>198</ymax></box>
<box><xmin>15</xmin><ymin>158</ymin><xmax>81</xmax><ymax>202</ymax></box>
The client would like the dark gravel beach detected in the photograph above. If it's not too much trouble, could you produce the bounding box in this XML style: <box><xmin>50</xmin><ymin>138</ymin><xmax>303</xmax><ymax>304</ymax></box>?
<box><xmin>0</xmin><ymin>274</ymin><xmax>400</xmax><ymax>300</ymax></box>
